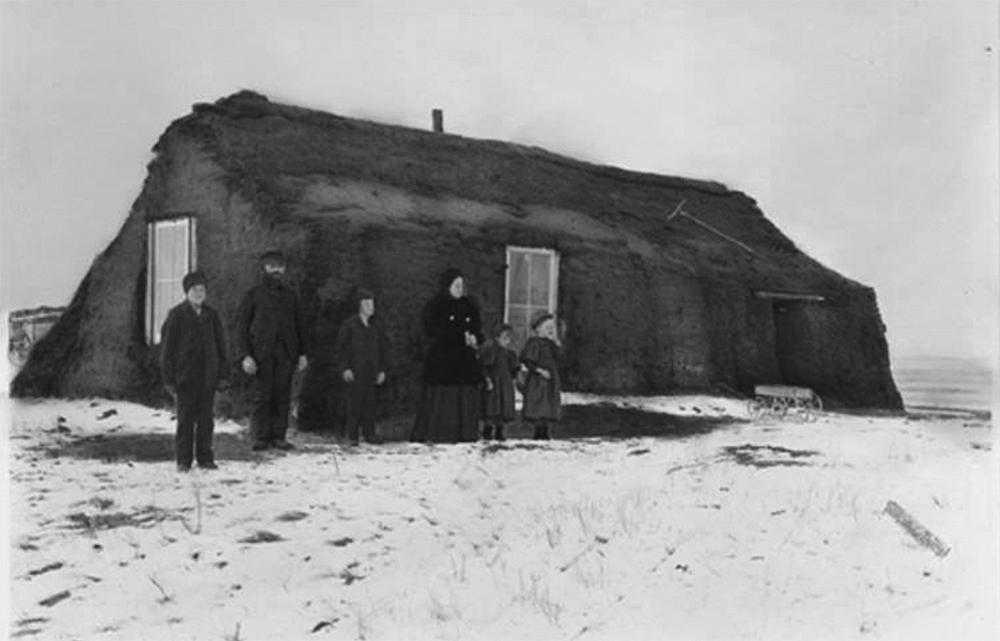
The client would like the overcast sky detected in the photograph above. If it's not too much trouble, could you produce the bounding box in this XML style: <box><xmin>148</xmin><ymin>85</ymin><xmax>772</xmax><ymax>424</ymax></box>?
<box><xmin>1</xmin><ymin>1</ymin><xmax>997</xmax><ymax>363</ymax></box>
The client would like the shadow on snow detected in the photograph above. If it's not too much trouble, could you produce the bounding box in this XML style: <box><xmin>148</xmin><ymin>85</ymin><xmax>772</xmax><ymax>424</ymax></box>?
<box><xmin>27</xmin><ymin>404</ymin><xmax>742</xmax><ymax>463</ymax></box>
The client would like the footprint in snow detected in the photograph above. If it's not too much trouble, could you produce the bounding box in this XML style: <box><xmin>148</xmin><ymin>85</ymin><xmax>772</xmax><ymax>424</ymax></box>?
<box><xmin>26</xmin><ymin>562</ymin><xmax>64</xmax><ymax>578</ymax></box>
<box><xmin>39</xmin><ymin>590</ymin><xmax>71</xmax><ymax>607</ymax></box>
<box><xmin>312</xmin><ymin>619</ymin><xmax>339</xmax><ymax>633</ymax></box>
<box><xmin>339</xmin><ymin>566</ymin><xmax>364</xmax><ymax>585</ymax></box>
<box><xmin>239</xmin><ymin>530</ymin><xmax>285</xmax><ymax>544</ymax></box>
<box><xmin>276</xmin><ymin>510</ymin><xmax>309</xmax><ymax>522</ymax></box>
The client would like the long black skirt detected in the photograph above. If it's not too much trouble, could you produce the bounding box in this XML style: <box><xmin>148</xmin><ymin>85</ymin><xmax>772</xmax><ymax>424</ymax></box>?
<box><xmin>410</xmin><ymin>384</ymin><xmax>481</xmax><ymax>443</ymax></box>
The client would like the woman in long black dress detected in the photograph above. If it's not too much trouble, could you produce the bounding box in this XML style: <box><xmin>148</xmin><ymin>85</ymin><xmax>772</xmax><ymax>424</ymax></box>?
<box><xmin>410</xmin><ymin>268</ymin><xmax>484</xmax><ymax>443</ymax></box>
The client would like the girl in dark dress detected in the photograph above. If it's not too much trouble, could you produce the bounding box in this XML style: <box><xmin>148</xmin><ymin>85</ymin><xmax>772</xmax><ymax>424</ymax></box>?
<box><xmin>479</xmin><ymin>323</ymin><xmax>520</xmax><ymax>441</ymax></box>
<box><xmin>520</xmin><ymin>312</ymin><xmax>562</xmax><ymax>440</ymax></box>
<box><xmin>410</xmin><ymin>268</ymin><xmax>484</xmax><ymax>443</ymax></box>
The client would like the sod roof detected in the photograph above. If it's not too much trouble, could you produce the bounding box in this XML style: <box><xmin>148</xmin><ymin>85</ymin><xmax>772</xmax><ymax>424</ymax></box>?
<box><xmin>158</xmin><ymin>91</ymin><xmax>864</xmax><ymax>294</ymax></box>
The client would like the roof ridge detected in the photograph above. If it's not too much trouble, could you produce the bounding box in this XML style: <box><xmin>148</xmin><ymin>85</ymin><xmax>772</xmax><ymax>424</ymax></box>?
<box><xmin>190</xmin><ymin>91</ymin><xmax>734</xmax><ymax>197</ymax></box>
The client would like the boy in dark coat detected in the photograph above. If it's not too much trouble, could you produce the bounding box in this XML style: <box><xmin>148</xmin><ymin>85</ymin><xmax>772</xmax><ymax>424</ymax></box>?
<box><xmin>160</xmin><ymin>271</ymin><xmax>230</xmax><ymax>471</ymax></box>
<box><xmin>236</xmin><ymin>251</ymin><xmax>309</xmax><ymax>451</ymax></box>
<box><xmin>520</xmin><ymin>312</ymin><xmax>562</xmax><ymax>440</ymax></box>
<box><xmin>480</xmin><ymin>322</ymin><xmax>519</xmax><ymax>441</ymax></box>
<box><xmin>334</xmin><ymin>287</ymin><xmax>390</xmax><ymax>445</ymax></box>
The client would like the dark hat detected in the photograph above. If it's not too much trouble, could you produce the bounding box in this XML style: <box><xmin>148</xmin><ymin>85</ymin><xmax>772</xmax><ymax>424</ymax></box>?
<box><xmin>492</xmin><ymin>322</ymin><xmax>514</xmax><ymax>337</ymax></box>
<box><xmin>531</xmin><ymin>311</ymin><xmax>555</xmax><ymax>330</ymax></box>
<box><xmin>438</xmin><ymin>267</ymin><xmax>464</xmax><ymax>294</ymax></box>
<box><xmin>182</xmin><ymin>271</ymin><xmax>208</xmax><ymax>293</ymax></box>
<box><xmin>260</xmin><ymin>250</ymin><xmax>285</xmax><ymax>265</ymax></box>
<box><xmin>356</xmin><ymin>287</ymin><xmax>376</xmax><ymax>301</ymax></box>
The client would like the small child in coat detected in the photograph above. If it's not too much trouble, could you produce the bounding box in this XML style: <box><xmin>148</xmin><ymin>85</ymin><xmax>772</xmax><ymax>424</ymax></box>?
<box><xmin>334</xmin><ymin>287</ymin><xmax>390</xmax><ymax>445</ymax></box>
<box><xmin>479</xmin><ymin>323</ymin><xmax>520</xmax><ymax>441</ymax></box>
<box><xmin>520</xmin><ymin>313</ymin><xmax>562</xmax><ymax>440</ymax></box>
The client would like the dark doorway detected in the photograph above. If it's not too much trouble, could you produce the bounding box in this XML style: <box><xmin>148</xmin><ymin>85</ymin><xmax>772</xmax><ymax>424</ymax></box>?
<box><xmin>772</xmin><ymin>301</ymin><xmax>812</xmax><ymax>386</ymax></box>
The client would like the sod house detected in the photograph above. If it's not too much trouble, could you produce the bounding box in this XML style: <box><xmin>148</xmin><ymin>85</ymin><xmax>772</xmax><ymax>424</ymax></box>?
<box><xmin>12</xmin><ymin>91</ymin><xmax>903</xmax><ymax>425</ymax></box>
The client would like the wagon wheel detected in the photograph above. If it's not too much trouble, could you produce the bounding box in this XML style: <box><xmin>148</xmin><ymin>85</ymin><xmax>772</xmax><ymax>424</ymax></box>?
<box><xmin>804</xmin><ymin>394</ymin><xmax>823</xmax><ymax>421</ymax></box>
<box><xmin>789</xmin><ymin>397</ymin><xmax>812</xmax><ymax>422</ymax></box>
<box><xmin>747</xmin><ymin>398</ymin><xmax>766</xmax><ymax>419</ymax></box>
<box><xmin>8</xmin><ymin>333</ymin><xmax>32</xmax><ymax>368</ymax></box>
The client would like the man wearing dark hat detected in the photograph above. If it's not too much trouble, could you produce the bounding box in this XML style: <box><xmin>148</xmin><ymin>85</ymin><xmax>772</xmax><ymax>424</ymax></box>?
<box><xmin>236</xmin><ymin>251</ymin><xmax>309</xmax><ymax>451</ymax></box>
<box><xmin>160</xmin><ymin>271</ymin><xmax>230</xmax><ymax>471</ymax></box>
<box><xmin>333</xmin><ymin>286</ymin><xmax>390</xmax><ymax>445</ymax></box>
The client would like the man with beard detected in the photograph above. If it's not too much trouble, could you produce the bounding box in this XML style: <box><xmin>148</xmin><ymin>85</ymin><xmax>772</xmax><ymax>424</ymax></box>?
<box><xmin>236</xmin><ymin>251</ymin><xmax>308</xmax><ymax>451</ymax></box>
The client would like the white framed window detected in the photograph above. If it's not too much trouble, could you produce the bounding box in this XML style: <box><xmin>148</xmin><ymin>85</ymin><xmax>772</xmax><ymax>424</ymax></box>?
<box><xmin>146</xmin><ymin>217</ymin><xmax>196</xmax><ymax>344</ymax></box>
<box><xmin>504</xmin><ymin>246</ymin><xmax>559</xmax><ymax>350</ymax></box>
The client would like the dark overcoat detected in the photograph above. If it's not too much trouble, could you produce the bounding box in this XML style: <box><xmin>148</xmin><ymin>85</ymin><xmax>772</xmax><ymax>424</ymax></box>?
<box><xmin>421</xmin><ymin>295</ymin><xmax>484</xmax><ymax>386</ymax></box>
<box><xmin>334</xmin><ymin>315</ymin><xmax>391</xmax><ymax>378</ymax></box>
<box><xmin>235</xmin><ymin>277</ymin><xmax>307</xmax><ymax>363</ymax></box>
<box><xmin>520</xmin><ymin>336</ymin><xmax>561</xmax><ymax>420</ymax></box>
<box><xmin>160</xmin><ymin>301</ymin><xmax>229</xmax><ymax>391</ymax></box>
<box><xmin>480</xmin><ymin>341</ymin><xmax>519</xmax><ymax>421</ymax></box>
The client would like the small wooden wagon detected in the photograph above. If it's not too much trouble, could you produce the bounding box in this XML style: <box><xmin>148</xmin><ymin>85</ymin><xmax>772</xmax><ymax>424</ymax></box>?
<box><xmin>747</xmin><ymin>385</ymin><xmax>823</xmax><ymax>421</ymax></box>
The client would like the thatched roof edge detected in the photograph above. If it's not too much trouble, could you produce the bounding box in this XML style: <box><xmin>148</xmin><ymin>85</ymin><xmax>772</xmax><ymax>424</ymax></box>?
<box><xmin>157</xmin><ymin>90</ymin><xmax>732</xmax><ymax>197</ymax></box>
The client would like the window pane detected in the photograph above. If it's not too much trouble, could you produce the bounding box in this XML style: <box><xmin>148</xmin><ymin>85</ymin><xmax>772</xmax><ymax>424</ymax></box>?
<box><xmin>507</xmin><ymin>304</ymin><xmax>530</xmax><ymax>352</ymax></box>
<box><xmin>153</xmin><ymin>281</ymin><xmax>171</xmax><ymax>340</ymax></box>
<box><xmin>529</xmin><ymin>252</ymin><xmax>551</xmax><ymax>308</ymax></box>
<box><xmin>504</xmin><ymin>247</ymin><xmax>558</xmax><ymax>351</ymax></box>
<box><xmin>155</xmin><ymin>224</ymin><xmax>176</xmax><ymax>283</ymax></box>
<box><xmin>508</xmin><ymin>250</ymin><xmax>529</xmax><ymax>305</ymax></box>
<box><xmin>170</xmin><ymin>223</ymin><xmax>187</xmax><ymax>281</ymax></box>
<box><xmin>156</xmin><ymin>222</ymin><xmax>185</xmax><ymax>339</ymax></box>
<box><xmin>149</xmin><ymin>218</ymin><xmax>192</xmax><ymax>344</ymax></box>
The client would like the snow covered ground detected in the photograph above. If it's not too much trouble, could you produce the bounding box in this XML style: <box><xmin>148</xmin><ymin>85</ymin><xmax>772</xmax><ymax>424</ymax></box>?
<box><xmin>3</xmin><ymin>394</ymin><xmax>998</xmax><ymax>640</ymax></box>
